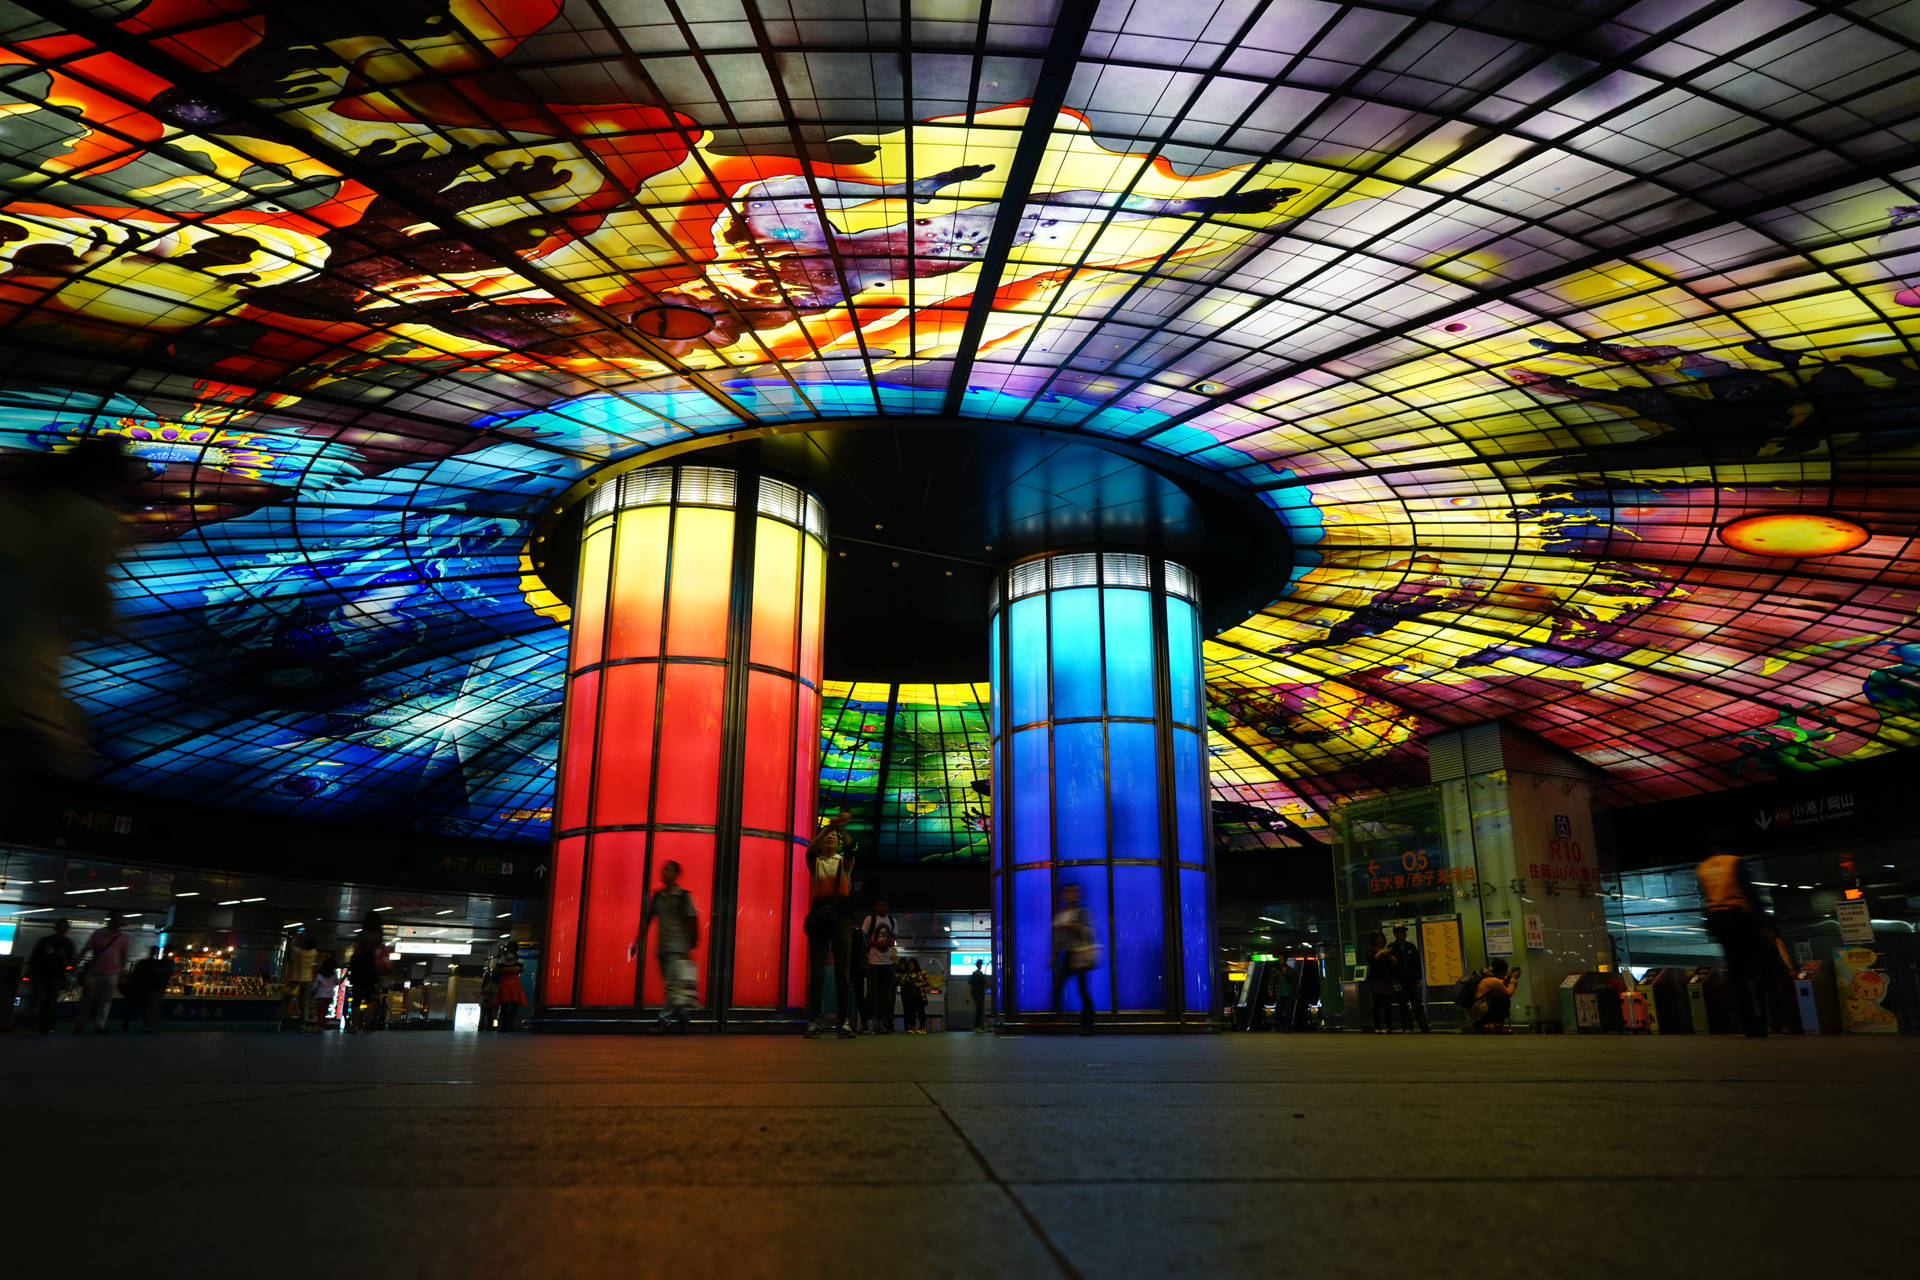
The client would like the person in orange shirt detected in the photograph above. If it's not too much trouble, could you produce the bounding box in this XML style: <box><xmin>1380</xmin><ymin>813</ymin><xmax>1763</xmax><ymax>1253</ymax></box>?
<box><xmin>1695</xmin><ymin>840</ymin><xmax>1768</xmax><ymax>1037</ymax></box>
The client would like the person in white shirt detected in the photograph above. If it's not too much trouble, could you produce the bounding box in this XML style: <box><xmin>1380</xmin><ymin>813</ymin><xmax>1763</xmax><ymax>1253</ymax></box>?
<box><xmin>73</xmin><ymin>910</ymin><xmax>130</xmax><ymax>1034</ymax></box>
<box><xmin>860</xmin><ymin>898</ymin><xmax>898</xmax><ymax>1033</ymax></box>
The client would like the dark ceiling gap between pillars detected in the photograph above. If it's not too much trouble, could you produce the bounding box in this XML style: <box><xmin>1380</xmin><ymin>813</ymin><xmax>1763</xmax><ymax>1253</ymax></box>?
<box><xmin>939</xmin><ymin>0</ymin><xmax>1103</xmax><ymax>418</ymax></box>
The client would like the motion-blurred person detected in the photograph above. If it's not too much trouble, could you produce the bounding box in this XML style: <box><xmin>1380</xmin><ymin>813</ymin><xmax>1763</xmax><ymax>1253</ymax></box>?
<box><xmin>24</xmin><ymin>918</ymin><xmax>76</xmax><ymax>1033</ymax></box>
<box><xmin>286</xmin><ymin>933</ymin><xmax>318</xmax><ymax>1029</ymax></box>
<box><xmin>72</xmin><ymin>910</ymin><xmax>130</xmax><ymax>1034</ymax></box>
<box><xmin>1052</xmin><ymin>883</ymin><xmax>1098</xmax><ymax>1035</ymax></box>
<box><xmin>0</xmin><ymin>438</ymin><xmax>140</xmax><ymax>820</ymax></box>
<box><xmin>634</xmin><ymin>859</ymin><xmax>698</xmax><ymax>1034</ymax></box>
<box><xmin>968</xmin><ymin>961</ymin><xmax>989</xmax><ymax>1033</ymax></box>
<box><xmin>311</xmin><ymin>962</ymin><xmax>338</xmax><ymax>1030</ymax></box>
<box><xmin>1695</xmin><ymin>841</ymin><xmax>1768</xmax><ymax>1037</ymax></box>
<box><xmin>477</xmin><ymin>964</ymin><xmax>499</xmax><ymax>1030</ymax></box>
<box><xmin>120</xmin><ymin>946</ymin><xmax>172</xmax><ymax>1031</ymax></box>
<box><xmin>493</xmin><ymin>942</ymin><xmax>528</xmax><ymax>1031</ymax></box>
<box><xmin>347</xmin><ymin>912</ymin><xmax>390</xmax><ymax>1033</ymax></box>
<box><xmin>803</xmin><ymin>809</ymin><xmax>857</xmax><ymax>1039</ymax></box>
<box><xmin>1468</xmin><ymin>959</ymin><xmax>1523</xmax><ymax>1034</ymax></box>
<box><xmin>1387</xmin><ymin>925</ymin><xmax>1430</xmax><ymax>1033</ymax></box>
<box><xmin>1364</xmin><ymin>929</ymin><xmax>1399</xmax><ymax>1032</ymax></box>
<box><xmin>860</xmin><ymin>897</ymin><xmax>897</xmax><ymax>1033</ymax></box>
<box><xmin>1760</xmin><ymin>919</ymin><xmax>1798</xmax><ymax>1034</ymax></box>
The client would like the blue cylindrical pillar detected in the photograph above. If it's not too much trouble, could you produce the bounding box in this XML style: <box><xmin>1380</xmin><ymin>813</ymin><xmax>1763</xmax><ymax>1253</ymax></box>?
<box><xmin>988</xmin><ymin>551</ymin><xmax>1214</xmax><ymax>1029</ymax></box>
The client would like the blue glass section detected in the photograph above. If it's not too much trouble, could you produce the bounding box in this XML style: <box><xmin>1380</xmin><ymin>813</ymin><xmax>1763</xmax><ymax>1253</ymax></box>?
<box><xmin>991</xmin><ymin>738</ymin><xmax>1004</xmax><ymax>873</ymax></box>
<box><xmin>1014</xmin><ymin>867</ymin><xmax>1053</xmax><ymax>1014</ymax></box>
<box><xmin>1050</xmin><ymin>588</ymin><xmax>1104</xmax><ymax>719</ymax></box>
<box><xmin>1107</xmin><ymin>722</ymin><xmax>1160</xmax><ymax>862</ymax></box>
<box><xmin>1101</xmin><ymin>589</ymin><xmax>1155</xmax><ymax>719</ymax></box>
<box><xmin>1056</xmin><ymin>864</ymin><xmax>1111</xmax><ymax>1012</ymax></box>
<box><xmin>1164</xmin><ymin>598</ymin><xmax>1200</xmax><ymax>727</ymax></box>
<box><xmin>1010</xmin><ymin>728</ymin><xmax>1051</xmax><ymax>864</ymax></box>
<box><xmin>1053</xmin><ymin>721</ymin><xmax>1107</xmax><ymax>860</ymax></box>
<box><xmin>1008</xmin><ymin>596</ymin><xmax>1049</xmax><ymax>726</ymax></box>
<box><xmin>1112</xmin><ymin>865</ymin><xmax>1164</xmax><ymax>1010</ymax></box>
<box><xmin>989</xmin><ymin>613</ymin><xmax>1002</xmax><ymax>734</ymax></box>
<box><xmin>1180</xmin><ymin>867</ymin><xmax>1212</xmax><ymax>1013</ymax></box>
<box><xmin>1172</xmin><ymin>727</ymin><xmax>1204</xmax><ymax>864</ymax></box>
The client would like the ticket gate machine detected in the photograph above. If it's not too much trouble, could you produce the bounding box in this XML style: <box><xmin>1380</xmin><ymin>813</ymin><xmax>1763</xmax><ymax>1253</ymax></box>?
<box><xmin>1640</xmin><ymin>968</ymin><xmax>1693</xmax><ymax>1033</ymax></box>
<box><xmin>1793</xmin><ymin>960</ymin><xmax>1840</xmax><ymax>1034</ymax></box>
<box><xmin>1687</xmin><ymin>966</ymin><xmax>1733</xmax><ymax>1033</ymax></box>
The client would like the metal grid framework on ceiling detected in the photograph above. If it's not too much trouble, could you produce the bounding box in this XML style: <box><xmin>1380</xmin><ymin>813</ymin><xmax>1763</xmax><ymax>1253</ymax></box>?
<box><xmin>0</xmin><ymin>0</ymin><xmax>1915</xmax><ymax>842</ymax></box>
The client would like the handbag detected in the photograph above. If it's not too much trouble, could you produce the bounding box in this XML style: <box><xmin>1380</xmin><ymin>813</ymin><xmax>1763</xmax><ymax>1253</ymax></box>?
<box><xmin>1068</xmin><ymin>942</ymin><xmax>1102</xmax><ymax>974</ymax></box>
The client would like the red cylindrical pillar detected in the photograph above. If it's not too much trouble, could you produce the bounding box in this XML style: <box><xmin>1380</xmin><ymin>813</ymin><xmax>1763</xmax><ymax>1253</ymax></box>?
<box><xmin>542</xmin><ymin>465</ymin><xmax>826</xmax><ymax>1024</ymax></box>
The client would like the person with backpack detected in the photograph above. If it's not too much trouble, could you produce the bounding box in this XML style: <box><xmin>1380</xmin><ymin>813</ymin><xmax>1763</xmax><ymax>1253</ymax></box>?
<box><xmin>1052</xmin><ymin>883</ymin><xmax>1098</xmax><ymax>1035</ymax></box>
<box><xmin>1463</xmin><ymin>959</ymin><xmax>1523</xmax><ymax>1033</ymax></box>
<box><xmin>860</xmin><ymin>898</ymin><xmax>898</xmax><ymax>1033</ymax></box>
<box><xmin>1387</xmin><ymin>925</ymin><xmax>1430</xmax><ymax>1033</ymax></box>
<box><xmin>634</xmin><ymin>859</ymin><xmax>698</xmax><ymax>1033</ymax></box>
<box><xmin>120</xmin><ymin>946</ymin><xmax>172</xmax><ymax>1031</ymax></box>
<box><xmin>72</xmin><ymin>910</ymin><xmax>130</xmax><ymax>1034</ymax></box>
<box><xmin>803</xmin><ymin>810</ymin><xmax>857</xmax><ymax>1039</ymax></box>
<box><xmin>1363</xmin><ymin>929</ymin><xmax>1399</xmax><ymax>1032</ymax></box>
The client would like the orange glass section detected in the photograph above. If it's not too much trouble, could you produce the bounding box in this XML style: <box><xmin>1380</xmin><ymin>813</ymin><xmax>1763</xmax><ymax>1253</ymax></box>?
<box><xmin>606</xmin><ymin>506</ymin><xmax>670</xmax><ymax>659</ymax></box>
<box><xmin>569</xmin><ymin>524</ymin><xmax>613</xmax><ymax>671</ymax></box>
<box><xmin>549</xmin><ymin>471</ymin><xmax>824</xmax><ymax>1013</ymax></box>
<box><xmin>732</xmin><ymin>835</ymin><xmax>788</xmax><ymax>1007</ymax></box>
<box><xmin>663</xmin><ymin>506</ymin><xmax>734</xmax><ymax>657</ymax></box>
<box><xmin>742</xmin><ymin>670</ymin><xmax>795</xmax><ymax>833</ymax></box>
<box><xmin>651</xmin><ymin>663</ymin><xmax>725</xmax><ymax>826</ymax></box>
<box><xmin>578</xmin><ymin>831</ymin><xmax>648</xmax><ymax>1007</ymax></box>
<box><xmin>593</xmin><ymin>663</ymin><xmax>659</xmax><ymax>827</ymax></box>
<box><xmin>749</xmin><ymin>517</ymin><xmax>800</xmax><ymax>671</ymax></box>
<box><xmin>543</xmin><ymin>834</ymin><xmax>586</xmax><ymax>1003</ymax></box>
<box><xmin>797</xmin><ymin>535</ymin><xmax>824</xmax><ymax>684</ymax></box>
<box><xmin>555</xmin><ymin>669</ymin><xmax>600</xmax><ymax>832</ymax></box>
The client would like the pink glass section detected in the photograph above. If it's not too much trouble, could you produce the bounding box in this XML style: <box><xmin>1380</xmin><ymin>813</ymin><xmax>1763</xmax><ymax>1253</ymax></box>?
<box><xmin>742</xmin><ymin>670</ymin><xmax>795</xmax><ymax>833</ymax></box>
<box><xmin>663</xmin><ymin>506</ymin><xmax>734</xmax><ymax>658</ymax></box>
<box><xmin>593</xmin><ymin>663</ymin><xmax>658</xmax><ymax>827</ymax></box>
<box><xmin>652</xmin><ymin>663</ymin><xmax>724</xmax><ymax>826</ymax></box>
<box><xmin>732</xmin><ymin>834</ymin><xmax>787</xmax><ymax>1007</ymax></box>
<box><xmin>578</xmin><ymin>831</ymin><xmax>648</xmax><ymax>1007</ymax></box>
<box><xmin>543</xmin><ymin>834</ymin><xmax>585</xmax><ymax>1004</ymax></box>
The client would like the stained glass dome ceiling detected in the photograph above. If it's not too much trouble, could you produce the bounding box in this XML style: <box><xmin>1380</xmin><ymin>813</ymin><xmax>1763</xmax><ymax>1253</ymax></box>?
<box><xmin>3</xmin><ymin>0</ymin><xmax>1918</xmax><ymax>845</ymax></box>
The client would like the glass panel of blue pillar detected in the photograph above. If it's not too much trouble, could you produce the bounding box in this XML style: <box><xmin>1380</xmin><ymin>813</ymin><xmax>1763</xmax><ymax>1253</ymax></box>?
<box><xmin>1014</xmin><ymin>867</ymin><xmax>1053</xmax><ymax>1013</ymax></box>
<box><xmin>1008</xmin><ymin>595</ymin><xmax>1048</xmax><ymax>725</ymax></box>
<box><xmin>1011</xmin><ymin>728</ymin><xmax>1050</xmax><ymax>857</ymax></box>
<box><xmin>1165</xmin><ymin>597</ymin><xmax>1199</xmax><ymax>727</ymax></box>
<box><xmin>1172</xmin><ymin>726</ymin><xmax>1203</xmax><ymax>864</ymax></box>
<box><xmin>1054</xmin><ymin>721</ymin><xmax>1106</xmax><ymax>858</ymax></box>
<box><xmin>1101</xmin><ymin>589</ymin><xmax>1155</xmax><ymax>719</ymax></box>
<box><xmin>1049</xmin><ymin>588</ymin><xmax>1103</xmax><ymax>720</ymax></box>
<box><xmin>1180</xmin><ymin>866</ymin><xmax>1211</xmax><ymax>1013</ymax></box>
<box><xmin>1058</xmin><ymin>864</ymin><xmax>1110</xmax><ymax>1011</ymax></box>
<box><xmin>1107</xmin><ymin>722</ymin><xmax>1159</xmax><ymax>861</ymax></box>
<box><xmin>1112</xmin><ymin>864</ymin><xmax>1164</xmax><ymax>1009</ymax></box>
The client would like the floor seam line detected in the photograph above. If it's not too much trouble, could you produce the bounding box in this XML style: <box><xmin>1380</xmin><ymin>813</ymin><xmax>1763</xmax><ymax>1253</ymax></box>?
<box><xmin>915</xmin><ymin>1080</ymin><xmax>1085</xmax><ymax>1280</ymax></box>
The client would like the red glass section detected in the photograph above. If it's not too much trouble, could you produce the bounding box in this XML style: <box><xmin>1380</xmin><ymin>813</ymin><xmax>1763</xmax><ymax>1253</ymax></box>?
<box><xmin>578</xmin><ymin>831</ymin><xmax>648</xmax><ymax>1007</ymax></box>
<box><xmin>741</xmin><ymin>670</ymin><xmax>795</xmax><ymax>833</ymax></box>
<box><xmin>749</xmin><ymin>518</ymin><xmax>800</xmax><ymax>671</ymax></box>
<box><xmin>639</xmin><ymin>831</ymin><xmax>714</xmax><ymax>1008</ymax></box>
<box><xmin>555</xmin><ymin>669</ymin><xmax>600</xmax><ymax>832</ymax></box>
<box><xmin>732</xmin><ymin>834</ymin><xmax>787</xmax><ymax>1007</ymax></box>
<box><xmin>652</xmin><ymin>663</ymin><xmax>725</xmax><ymax>826</ymax></box>
<box><xmin>569</xmin><ymin>526</ymin><xmax>612</xmax><ymax>671</ymax></box>
<box><xmin>543</xmin><ymin>834</ymin><xmax>586</xmax><ymax>1005</ymax></box>
<box><xmin>663</xmin><ymin>506</ymin><xmax>734</xmax><ymax>658</ymax></box>
<box><xmin>786</xmin><ymin>841</ymin><xmax>811</xmax><ymax>1009</ymax></box>
<box><xmin>607</xmin><ymin>506</ymin><xmax>669</xmax><ymax>659</ymax></box>
<box><xmin>789</xmin><ymin>683</ymin><xmax>820</xmax><ymax>838</ymax></box>
<box><xmin>593</xmin><ymin>662</ymin><xmax>659</xmax><ymax>827</ymax></box>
